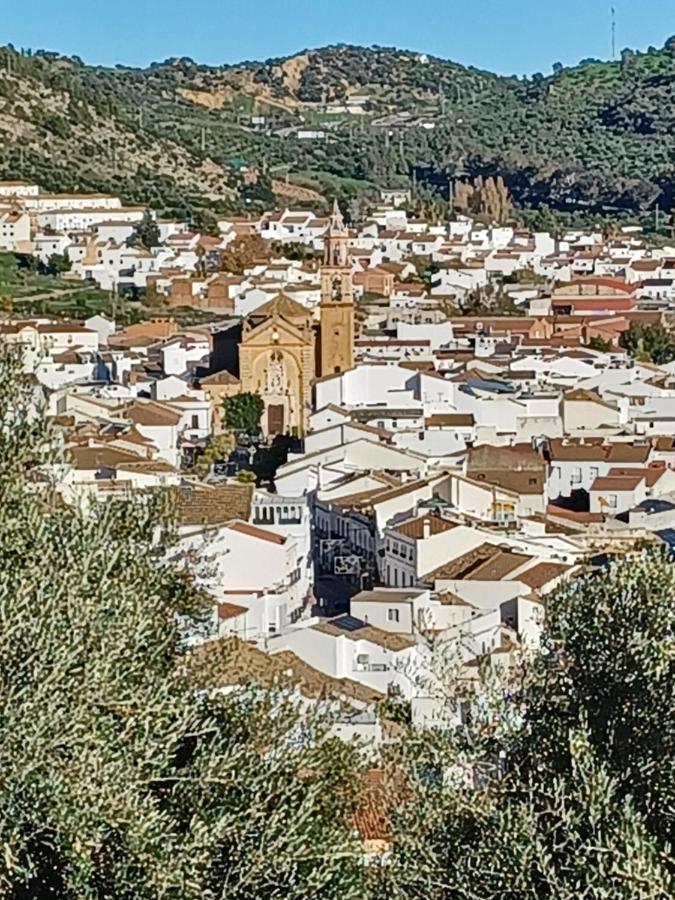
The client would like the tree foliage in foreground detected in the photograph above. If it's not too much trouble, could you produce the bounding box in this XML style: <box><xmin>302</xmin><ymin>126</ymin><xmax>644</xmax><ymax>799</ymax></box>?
<box><xmin>5</xmin><ymin>337</ymin><xmax>675</xmax><ymax>898</ymax></box>
<box><xmin>0</xmin><ymin>350</ymin><xmax>363</xmax><ymax>899</ymax></box>
<box><xmin>374</xmin><ymin>553</ymin><xmax>675</xmax><ymax>899</ymax></box>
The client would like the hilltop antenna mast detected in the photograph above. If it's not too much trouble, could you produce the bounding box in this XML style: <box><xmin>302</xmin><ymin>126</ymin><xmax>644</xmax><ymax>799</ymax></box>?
<box><xmin>611</xmin><ymin>7</ymin><xmax>617</xmax><ymax>60</ymax></box>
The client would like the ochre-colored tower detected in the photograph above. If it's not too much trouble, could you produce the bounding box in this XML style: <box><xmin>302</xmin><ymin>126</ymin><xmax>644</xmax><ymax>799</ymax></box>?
<box><xmin>319</xmin><ymin>200</ymin><xmax>354</xmax><ymax>376</ymax></box>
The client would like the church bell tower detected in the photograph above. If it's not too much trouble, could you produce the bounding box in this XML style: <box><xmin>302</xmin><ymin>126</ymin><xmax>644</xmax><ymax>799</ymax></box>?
<box><xmin>319</xmin><ymin>200</ymin><xmax>354</xmax><ymax>377</ymax></box>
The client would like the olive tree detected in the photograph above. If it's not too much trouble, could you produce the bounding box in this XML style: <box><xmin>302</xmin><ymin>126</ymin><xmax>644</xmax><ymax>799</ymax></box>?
<box><xmin>0</xmin><ymin>350</ymin><xmax>365</xmax><ymax>899</ymax></box>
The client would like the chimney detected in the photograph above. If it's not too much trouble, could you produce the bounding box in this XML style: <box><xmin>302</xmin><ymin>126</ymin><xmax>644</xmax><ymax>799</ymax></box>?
<box><xmin>422</xmin><ymin>517</ymin><xmax>431</xmax><ymax>540</ymax></box>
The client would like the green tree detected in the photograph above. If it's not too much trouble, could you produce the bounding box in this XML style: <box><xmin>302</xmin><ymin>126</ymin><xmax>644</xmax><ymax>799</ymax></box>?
<box><xmin>624</xmin><ymin>322</ymin><xmax>675</xmax><ymax>364</ymax></box>
<box><xmin>223</xmin><ymin>392</ymin><xmax>264</xmax><ymax>434</ymax></box>
<box><xmin>588</xmin><ymin>335</ymin><xmax>612</xmax><ymax>352</ymax></box>
<box><xmin>252</xmin><ymin>433</ymin><xmax>295</xmax><ymax>483</ymax></box>
<box><xmin>191</xmin><ymin>431</ymin><xmax>235</xmax><ymax>478</ymax></box>
<box><xmin>220</xmin><ymin>235</ymin><xmax>268</xmax><ymax>275</ymax></box>
<box><xmin>524</xmin><ymin>552</ymin><xmax>675</xmax><ymax>846</ymax></box>
<box><xmin>189</xmin><ymin>208</ymin><xmax>220</xmax><ymax>237</ymax></box>
<box><xmin>132</xmin><ymin>209</ymin><xmax>161</xmax><ymax>249</ymax></box>
<box><xmin>379</xmin><ymin>553</ymin><xmax>675</xmax><ymax>898</ymax></box>
<box><xmin>0</xmin><ymin>349</ymin><xmax>365</xmax><ymax>899</ymax></box>
<box><xmin>45</xmin><ymin>252</ymin><xmax>71</xmax><ymax>276</ymax></box>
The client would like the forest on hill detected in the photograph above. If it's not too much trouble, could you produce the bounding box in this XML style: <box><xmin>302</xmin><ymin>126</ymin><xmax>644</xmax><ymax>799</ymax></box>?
<box><xmin>2</xmin><ymin>38</ymin><xmax>675</xmax><ymax>224</ymax></box>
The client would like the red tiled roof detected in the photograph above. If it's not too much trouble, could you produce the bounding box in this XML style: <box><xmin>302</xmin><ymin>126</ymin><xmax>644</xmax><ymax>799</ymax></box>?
<box><xmin>390</xmin><ymin>515</ymin><xmax>456</xmax><ymax>540</ymax></box>
<box><xmin>607</xmin><ymin>466</ymin><xmax>666</xmax><ymax>488</ymax></box>
<box><xmin>218</xmin><ymin>602</ymin><xmax>248</xmax><ymax>620</ymax></box>
<box><xmin>226</xmin><ymin>521</ymin><xmax>286</xmax><ymax>545</ymax></box>
<box><xmin>591</xmin><ymin>474</ymin><xmax>644</xmax><ymax>492</ymax></box>
<box><xmin>515</xmin><ymin>562</ymin><xmax>571</xmax><ymax>590</ymax></box>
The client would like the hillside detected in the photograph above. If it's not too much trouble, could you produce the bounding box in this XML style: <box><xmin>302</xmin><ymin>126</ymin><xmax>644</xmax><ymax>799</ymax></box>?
<box><xmin>2</xmin><ymin>41</ymin><xmax>675</xmax><ymax>220</ymax></box>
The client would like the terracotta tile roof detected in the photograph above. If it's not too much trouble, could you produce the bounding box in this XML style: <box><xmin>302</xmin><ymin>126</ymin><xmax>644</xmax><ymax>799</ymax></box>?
<box><xmin>372</xmin><ymin>479</ymin><xmax>429</xmax><ymax>503</ymax></box>
<box><xmin>199</xmin><ymin>369</ymin><xmax>241</xmax><ymax>386</ymax></box>
<box><xmin>468</xmin><ymin>444</ymin><xmax>543</xmax><ymax>472</ymax></box>
<box><xmin>68</xmin><ymin>445</ymin><xmax>144</xmax><ymax>470</ymax></box>
<box><xmin>117</xmin><ymin>460</ymin><xmax>176</xmax><ymax>474</ymax></box>
<box><xmin>568</xmin><ymin>276</ymin><xmax>635</xmax><ymax>294</ymax></box>
<box><xmin>631</xmin><ymin>260</ymin><xmax>661</xmax><ymax>271</ymax></box>
<box><xmin>390</xmin><ymin>514</ymin><xmax>456</xmax><ymax>540</ymax></box>
<box><xmin>591</xmin><ymin>474</ymin><xmax>644</xmax><ymax>492</ymax></box>
<box><xmin>312</xmin><ymin>618</ymin><xmax>415</xmax><ymax>651</ymax></box>
<box><xmin>248</xmin><ymin>293</ymin><xmax>312</xmax><ymax>321</ymax></box>
<box><xmin>548</xmin><ymin>440</ymin><xmax>650</xmax><ymax>464</ymax></box>
<box><xmin>607</xmin><ymin>444</ymin><xmax>652</xmax><ymax>463</ymax></box>
<box><xmin>123</xmin><ymin>401</ymin><xmax>182</xmax><ymax>428</ymax></box>
<box><xmin>545</xmin><ymin>505</ymin><xmax>604</xmax><ymax>524</ymax></box>
<box><xmin>175</xmin><ymin>483</ymin><xmax>253</xmax><ymax>525</ymax></box>
<box><xmin>424</xmin><ymin>414</ymin><xmax>475</xmax><ymax>427</ymax></box>
<box><xmin>607</xmin><ymin>466</ymin><xmax>665</xmax><ymax>488</ymax></box>
<box><xmin>330</xmin><ymin>487</ymin><xmax>390</xmax><ymax>509</ymax></box>
<box><xmin>399</xmin><ymin>360</ymin><xmax>437</xmax><ymax>372</ymax></box>
<box><xmin>226</xmin><ymin>521</ymin><xmax>286</xmax><ymax>545</ymax></box>
<box><xmin>514</xmin><ymin>562</ymin><xmax>571</xmax><ymax>590</ymax></box>
<box><xmin>188</xmin><ymin>638</ymin><xmax>384</xmax><ymax>705</ymax></box>
<box><xmin>329</xmin><ymin>477</ymin><xmax>429</xmax><ymax>511</ymax></box>
<box><xmin>424</xmin><ymin>543</ymin><xmax>532</xmax><ymax>583</ymax></box>
<box><xmin>217</xmin><ymin>602</ymin><xmax>248</xmax><ymax>620</ymax></box>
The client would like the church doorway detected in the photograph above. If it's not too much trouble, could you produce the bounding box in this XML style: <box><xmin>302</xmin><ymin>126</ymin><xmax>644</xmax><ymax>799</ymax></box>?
<box><xmin>267</xmin><ymin>404</ymin><xmax>285</xmax><ymax>435</ymax></box>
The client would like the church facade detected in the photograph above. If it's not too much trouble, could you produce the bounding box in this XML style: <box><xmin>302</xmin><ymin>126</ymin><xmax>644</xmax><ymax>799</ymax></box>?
<box><xmin>239</xmin><ymin>201</ymin><xmax>355</xmax><ymax>438</ymax></box>
<box><xmin>238</xmin><ymin>295</ymin><xmax>316</xmax><ymax>438</ymax></box>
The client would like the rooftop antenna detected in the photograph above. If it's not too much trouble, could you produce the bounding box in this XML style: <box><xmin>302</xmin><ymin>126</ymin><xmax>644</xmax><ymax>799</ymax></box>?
<box><xmin>611</xmin><ymin>6</ymin><xmax>617</xmax><ymax>60</ymax></box>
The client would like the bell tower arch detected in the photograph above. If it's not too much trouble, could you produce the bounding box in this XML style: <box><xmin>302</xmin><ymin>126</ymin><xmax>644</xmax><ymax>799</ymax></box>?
<box><xmin>319</xmin><ymin>200</ymin><xmax>355</xmax><ymax>376</ymax></box>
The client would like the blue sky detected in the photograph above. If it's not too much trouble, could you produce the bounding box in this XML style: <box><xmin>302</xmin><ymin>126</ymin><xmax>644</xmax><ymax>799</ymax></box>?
<box><xmin>3</xmin><ymin>0</ymin><xmax>675</xmax><ymax>74</ymax></box>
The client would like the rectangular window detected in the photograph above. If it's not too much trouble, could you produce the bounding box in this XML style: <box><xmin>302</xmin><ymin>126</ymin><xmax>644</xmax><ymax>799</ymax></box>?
<box><xmin>388</xmin><ymin>608</ymin><xmax>400</xmax><ymax>623</ymax></box>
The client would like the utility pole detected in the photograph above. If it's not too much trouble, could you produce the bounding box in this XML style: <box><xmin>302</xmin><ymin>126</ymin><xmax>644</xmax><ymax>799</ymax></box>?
<box><xmin>201</xmin><ymin>126</ymin><xmax>206</xmax><ymax>153</ymax></box>
<box><xmin>138</xmin><ymin>106</ymin><xmax>144</xmax><ymax>130</ymax></box>
<box><xmin>655</xmin><ymin>204</ymin><xmax>661</xmax><ymax>234</ymax></box>
<box><xmin>611</xmin><ymin>7</ymin><xmax>617</xmax><ymax>60</ymax></box>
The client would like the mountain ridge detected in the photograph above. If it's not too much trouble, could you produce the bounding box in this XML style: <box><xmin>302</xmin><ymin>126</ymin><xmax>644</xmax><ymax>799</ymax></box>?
<box><xmin>2</xmin><ymin>40</ymin><xmax>675</xmax><ymax>223</ymax></box>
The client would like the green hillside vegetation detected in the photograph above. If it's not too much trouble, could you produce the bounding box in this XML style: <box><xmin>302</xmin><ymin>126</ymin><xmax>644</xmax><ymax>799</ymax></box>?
<box><xmin>2</xmin><ymin>40</ymin><xmax>675</xmax><ymax>222</ymax></box>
